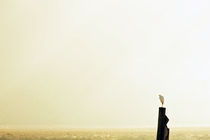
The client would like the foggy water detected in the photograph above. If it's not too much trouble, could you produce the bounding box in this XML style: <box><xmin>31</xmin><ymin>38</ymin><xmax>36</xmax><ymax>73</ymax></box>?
<box><xmin>0</xmin><ymin>128</ymin><xmax>209</xmax><ymax>140</ymax></box>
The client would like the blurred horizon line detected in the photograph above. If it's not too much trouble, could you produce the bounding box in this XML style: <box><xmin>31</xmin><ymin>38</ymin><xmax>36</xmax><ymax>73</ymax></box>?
<box><xmin>1</xmin><ymin>125</ymin><xmax>210</xmax><ymax>130</ymax></box>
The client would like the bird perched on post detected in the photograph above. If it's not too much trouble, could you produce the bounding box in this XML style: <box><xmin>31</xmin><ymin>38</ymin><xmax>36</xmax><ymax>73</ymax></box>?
<box><xmin>158</xmin><ymin>94</ymin><xmax>164</xmax><ymax>107</ymax></box>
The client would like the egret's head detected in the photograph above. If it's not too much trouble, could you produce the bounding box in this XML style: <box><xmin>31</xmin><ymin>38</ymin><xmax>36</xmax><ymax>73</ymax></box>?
<box><xmin>158</xmin><ymin>94</ymin><xmax>164</xmax><ymax>98</ymax></box>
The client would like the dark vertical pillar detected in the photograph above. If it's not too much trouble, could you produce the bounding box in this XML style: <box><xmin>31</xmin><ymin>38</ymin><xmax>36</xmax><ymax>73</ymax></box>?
<box><xmin>156</xmin><ymin>107</ymin><xmax>169</xmax><ymax>140</ymax></box>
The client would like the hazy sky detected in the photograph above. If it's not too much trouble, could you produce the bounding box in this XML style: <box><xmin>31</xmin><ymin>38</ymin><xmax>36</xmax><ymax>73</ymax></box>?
<box><xmin>0</xmin><ymin>0</ymin><xmax>210</xmax><ymax>128</ymax></box>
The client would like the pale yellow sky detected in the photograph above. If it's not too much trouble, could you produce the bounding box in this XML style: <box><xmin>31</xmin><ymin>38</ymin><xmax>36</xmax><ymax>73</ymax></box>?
<box><xmin>0</xmin><ymin>0</ymin><xmax>210</xmax><ymax>128</ymax></box>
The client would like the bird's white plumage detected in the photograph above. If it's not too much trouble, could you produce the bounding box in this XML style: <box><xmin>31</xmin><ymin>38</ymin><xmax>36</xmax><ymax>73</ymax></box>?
<box><xmin>158</xmin><ymin>94</ymin><xmax>164</xmax><ymax>107</ymax></box>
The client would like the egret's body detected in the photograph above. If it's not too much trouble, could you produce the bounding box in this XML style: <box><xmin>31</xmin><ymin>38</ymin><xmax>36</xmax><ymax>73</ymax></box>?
<box><xmin>158</xmin><ymin>94</ymin><xmax>164</xmax><ymax>107</ymax></box>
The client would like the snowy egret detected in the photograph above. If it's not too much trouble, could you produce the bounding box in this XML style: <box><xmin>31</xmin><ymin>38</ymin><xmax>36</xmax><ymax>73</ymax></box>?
<box><xmin>158</xmin><ymin>94</ymin><xmax>164</xmax><ymax>107</ymax></box>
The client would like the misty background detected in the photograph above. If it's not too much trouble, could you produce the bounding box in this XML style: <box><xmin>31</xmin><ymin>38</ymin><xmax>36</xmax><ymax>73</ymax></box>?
<box><xmin>0</xmin><ymin>0</ymin><xmax>210</xmax><ymax>128</ymax></box>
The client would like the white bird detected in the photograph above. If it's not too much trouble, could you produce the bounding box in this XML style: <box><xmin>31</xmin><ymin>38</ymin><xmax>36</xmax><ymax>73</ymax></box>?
<box><xmin>158</xmin><ymin>94</ymin><xmax>164</xmax><ymax>107</ymax></box>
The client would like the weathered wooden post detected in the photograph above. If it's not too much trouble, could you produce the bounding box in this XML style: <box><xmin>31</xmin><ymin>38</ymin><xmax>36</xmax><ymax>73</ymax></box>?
<box><xmin>156</xmin><ymin>107</ymin><xmax>169</xmax><ymax>140</ymax></box>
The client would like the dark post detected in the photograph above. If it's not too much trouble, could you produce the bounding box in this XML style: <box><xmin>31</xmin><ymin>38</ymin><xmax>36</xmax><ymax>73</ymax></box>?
<box><xmin>156</xmin><ymin>107</ymin><xmax>169</xmax><ymax>140</ymax></box>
